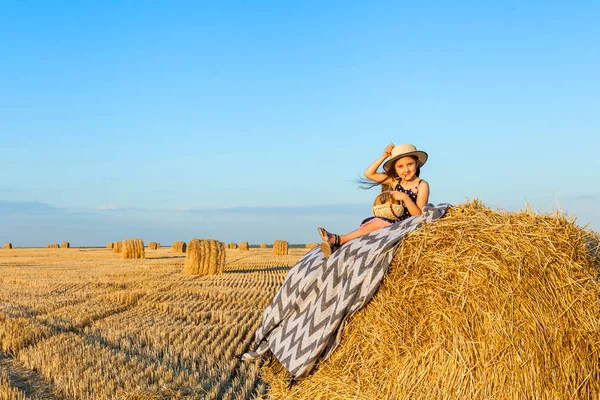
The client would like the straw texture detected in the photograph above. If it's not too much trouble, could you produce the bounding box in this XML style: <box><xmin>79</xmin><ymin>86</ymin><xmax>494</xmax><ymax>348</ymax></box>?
<box><xmin>113</xmin><ymin>241</ymin><xmax>122</xmax><ymax>253</ymax></box>
<box><xmin>262</xmin><ymin>200</ymin><xmax>600</xmax><ymax>399</ymax></box>
<box><xmin>121</xmin><ymin>239</ymin><xmax>145</xmax><ymax>259</ymax></box>
<box><xmin>148</xmin><ymin>242</ymin><xmax>159</xmax><ymax>250</ymax></box>
<box><xmin>240</xmin><ymin>242</ymin><xmax>249</xmax><ymax>251</ymax></box>
<box><xmin>372</xmin><ymin>190</ymin><xmax>404</xmax><ymax>220</ymax></box>
<box><xmin>2</xmin><ymin>243</ymin><xmax>12</xmax><ymax>249</ymax></box>
<box><xmin>183</xmin><ymin>239</ymin><xmax>226</xmax><ymax>276</ymax></box>
<box><xmin>273</xmin><ymin>240</ymin><xmax>288</xmax><ymax>256</ymax></box>
<box><xmin>61</xmin><ymin>242</ymin><xmax>70</xmax><ymax>249</ymax></box>
<box><xmin>172</xmin><ymin>241</ymin><xmax>186</xmax><ymax>253</ymax></box>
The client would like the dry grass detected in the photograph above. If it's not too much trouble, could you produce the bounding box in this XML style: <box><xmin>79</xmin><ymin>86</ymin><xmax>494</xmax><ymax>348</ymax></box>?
<box><xmin>260</xmin><ymin>243</ymin><xmax>267</xmax><ymax>249</ymax></box>
<box><xmin>172</xmin><ymin>241</ymin><xmax>187</xmax><ymax>253</ymax></box>
<box><xmin>3</xmin><ymin>243</ymin><xmax>12</xmax><ymax>250</ymax></box>
<box><xmin>240</xmin><ymin>242</ymin><xmax>249</xmax><ymax>251</ymax></box>
<box><xmin>0</xmin><ymin>371</ymin><xmax>27</xmax><ymax>400</ymax></box>
<box><xmin>305</xmin><ymin>243</ymin><xmax>318</xmax><ymax>249</ymax></box>
<box><xmin>229</xmin><ymin>243</ymin><xmax>237</xmax><ymax>250</ymax></box>
<box><xmin>1</xmin><ymin>353</ymin><xmax>61</xmax><ymax>399</ymax></box>
<box><xmin>148</xmin><ymin>242</ymin><xmax>159</xmax><ymax>250</ymax></box>
<box><xmin>61</xmin><ymin>242</ymin><xmax>70</xmax><ymax>249</ymax></box>
<box><xmin>106</xmin><ymin>242</ymin><xmax>114</xmax><ymax>249</ymax></box>
<box><xmin>46</xmin><ymin>244</ymin><xmax>60</xmax><ymax>249</ymax></box>
<box><xmin>263</xmin><ymin>200</ymin><xmax>600</xmax><ymax>399</ymax></box>
<box><xmin>0</xmin><ymin>246</ymin><xmax>308</xmax><ymax>399</ymax></box>
<box><xmin>113</xmin><ymin>241</ymin><xmax>122</xmax><ymax>253</ymax></box>
<box><xmin>122</xmin><ymin>239</ymin><xmax>145</xmax><ymax>259</ymax></box>
<box><xmin>272</xmin><ymin>241</ymin><xmax>288</xmax><ymax>256</ymax></box>
<box><xmin>184</xmin><ymin>239</ymin><xmax>226</xmax><ymax>276</ymax></box>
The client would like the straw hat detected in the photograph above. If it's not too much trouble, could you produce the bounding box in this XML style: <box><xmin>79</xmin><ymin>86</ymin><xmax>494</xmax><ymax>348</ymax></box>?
<box><xmin>383</xmin><ymin>144</ymin><xmax>428</xmax><ymax>172</ymax></box>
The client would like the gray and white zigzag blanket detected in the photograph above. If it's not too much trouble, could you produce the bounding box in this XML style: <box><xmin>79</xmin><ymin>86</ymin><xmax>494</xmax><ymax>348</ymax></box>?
<box><xmin>242</xmin><ymin>203</ymin><xmax>450</xmax><ymax>378</ymax></box>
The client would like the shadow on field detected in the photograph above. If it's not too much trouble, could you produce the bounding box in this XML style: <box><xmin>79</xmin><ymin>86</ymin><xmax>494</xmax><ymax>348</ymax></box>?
<box><xmin>9</xmin><ymin>264</ymin><xmax>45</xmax><ymax>267</ymax></box>
<box><xmin>149</xmin><ymin>255</ymin><xmax>186</xmax><ymax>260</ymax></box>
<box><xmin>227</xmin><ymin>266</ymin><xmax>291</xmax><ymax>274</ymax></box>
<box><xmin>0</xmin><ymin>352</ymin><xmax>65</xmax><ymax>399</ymax></box>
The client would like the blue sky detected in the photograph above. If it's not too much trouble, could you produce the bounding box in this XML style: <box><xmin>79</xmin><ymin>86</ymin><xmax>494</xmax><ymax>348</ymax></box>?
<box><xmin>1</xmin><ymin>1</ymin><xmax>599</xmax><ymax>247</ymax></box>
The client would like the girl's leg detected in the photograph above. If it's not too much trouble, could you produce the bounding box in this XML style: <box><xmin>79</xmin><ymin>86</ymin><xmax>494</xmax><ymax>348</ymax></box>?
<box><xmin>318</xmin><ymin>218</ymin><xmax>391</xmax><ymax>257</ymax></box>
<box><xmin>339</xmin><ymin>218</ymin><xmax>389</xmax><ymax>244</ymax></box>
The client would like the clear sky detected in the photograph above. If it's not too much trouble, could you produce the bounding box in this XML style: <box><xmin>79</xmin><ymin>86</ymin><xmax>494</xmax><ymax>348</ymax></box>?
<box><xmin>1</xmin><ymin>1</ymin><xmax>599</xmax><ymax>247</ymax></box>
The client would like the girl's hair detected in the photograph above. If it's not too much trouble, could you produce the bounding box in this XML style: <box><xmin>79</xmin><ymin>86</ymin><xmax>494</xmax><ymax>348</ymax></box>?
<box><xmin>357</xmin><ymin>155</ymin><xmax>421</xmax><ymax>190</ymax></box>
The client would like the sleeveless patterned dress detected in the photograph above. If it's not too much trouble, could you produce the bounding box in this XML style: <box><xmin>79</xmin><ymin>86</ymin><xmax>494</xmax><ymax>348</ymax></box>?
<box><xmin>392</xmin><ymin>180</ymin><xmax>419</xmax><ymax>221</ymax></box>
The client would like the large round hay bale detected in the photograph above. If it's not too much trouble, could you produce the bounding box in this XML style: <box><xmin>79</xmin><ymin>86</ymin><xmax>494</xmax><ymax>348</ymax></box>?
<box><xmin>106</xmin><ymin>242</ymin><xmax>114</xmax><ymax>249</ymax></box>
<box><xmin>239</xmin><ymin>242</ymin><xmax>249</xmax><ymax>251</ymax></box>
<box><xmin>273</xmin><ymin>240</ymin><xmax>288</xmax><ymax>255</ymax></box>
<box><xmin>262</xmin><ymin>200</ymin><xmax>600</xmax><ymax>399</ymax></box>
<box><xmin>260</xmin><ymin>243</ymin><xmax>267</xmax><ymax>249</ymax></box>
<box><xmin>229</xmin><ymin>242</ymin><xmax>237</xmax><ymax>249</ymax></box>
<box><xmin>121</xmin><ymin>238</ymin><xmax>145</xmax><ymax>259</ymax></box>
<box><xmin>113</xmin><ymin>241</ymin><xmax>122</xmax><ymax>253</ymax></box>
<box><xmin>183</xmin><ymin>239</ymin><xmax>225</xmax><ymax>276</ymax></box>
<box><xmin>61</xmin><ymin>242</ymin><xmax>70</xmax><ymax>249</ymax></box>
<box><xmin>47</xmin><ymin>244</ymin><xmax>60</xmax><ymax>248</ymax></box>
<box><xmin>172</xmin><ymin>241</ymin><xmax>186</xmax><ymax>253</ymax></box>
<box><xmin>3</xmin><ymin>243</ymin><xmax>12</xmax><ymax>249</ymax></box>
<box><xmin>305</xmin><ymin>242</ymin><xmax>318</xmax><ymax>249</ymax></box>
<box><xmin>148</xmin><ymin>242</ymin><xmax>158</xmax><ymax>250</ymax></box>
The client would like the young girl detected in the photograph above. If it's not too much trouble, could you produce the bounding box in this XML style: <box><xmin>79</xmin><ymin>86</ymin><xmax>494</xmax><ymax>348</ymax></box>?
<box><xmin>318</xmin><ymin>143</ymin><xmax>430</xmax><ymax>257</ymax></box>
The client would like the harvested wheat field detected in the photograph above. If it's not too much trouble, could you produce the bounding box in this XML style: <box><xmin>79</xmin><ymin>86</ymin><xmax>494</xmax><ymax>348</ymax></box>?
<box><xmin>0</xmin><ymin>245</ymin><xmax>308</xmax><ymax>399</ymax></box>
<box><xmin>263</xmin><ymin>200</ymin><xmax>600</xmax><ymax>399</ymax></box>
<box><xmin>2</xmin><ymin>202</ymin><xmax>598</xmax><ymax>399</ymax></box>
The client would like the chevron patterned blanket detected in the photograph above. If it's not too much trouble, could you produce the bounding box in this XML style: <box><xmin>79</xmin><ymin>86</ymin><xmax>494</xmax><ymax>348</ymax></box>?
<box><xmin>242</xmin><ymin>203</ymin><xmax>450</xmax><ymax>378</ymax></box>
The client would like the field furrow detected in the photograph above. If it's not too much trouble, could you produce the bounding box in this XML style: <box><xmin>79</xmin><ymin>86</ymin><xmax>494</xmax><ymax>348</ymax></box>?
<box><xmin>0</xmin><ymin>247</ymin><xmax>300</xmax><ymax>399</ymax></box>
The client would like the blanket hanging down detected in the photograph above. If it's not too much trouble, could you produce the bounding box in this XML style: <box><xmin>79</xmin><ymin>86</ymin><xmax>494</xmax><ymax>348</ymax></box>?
<box><xmin>242</xmin><ymin>203</ymin><xmax>450</xmax><ymax>378</ymax></box>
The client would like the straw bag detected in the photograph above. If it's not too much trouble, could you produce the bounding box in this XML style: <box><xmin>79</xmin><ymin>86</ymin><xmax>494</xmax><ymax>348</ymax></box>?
<box><xmin>372</xmin><ymin>190</ymin><xmax>404</xmax><ymax>221</ymax></box>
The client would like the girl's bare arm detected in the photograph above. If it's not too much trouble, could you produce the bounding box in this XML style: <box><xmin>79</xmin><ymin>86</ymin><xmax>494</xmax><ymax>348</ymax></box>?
<box><xmin>364</xmin><ymin>144</ymin><xmax>394</xmax><ymax>186</ymax></box>
<box><xmin>393</xmin><ymin>181</ymin><xmax>430</xmax><ymax>216</ymax></box>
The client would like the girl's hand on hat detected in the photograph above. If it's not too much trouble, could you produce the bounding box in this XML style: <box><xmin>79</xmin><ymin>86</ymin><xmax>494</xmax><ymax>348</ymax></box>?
<box><xmin>383</xmin><ymin>143</ymin><xmax>394</xmax><ymax>158</ymax></box>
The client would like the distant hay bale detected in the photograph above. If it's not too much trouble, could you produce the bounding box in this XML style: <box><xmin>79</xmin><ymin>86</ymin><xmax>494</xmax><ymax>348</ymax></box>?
<box><xmin>61</xmin><ymin>242</ymin><xmax>70</xmax><ymax>249</ymax></box>
<box><xmin>106</xmin><ymin>242</ymin><xmax>114</xmax><ymax>249</ymax></box>
<box><xmin>183</xmin><ymin>239</ymin><xmax>225</xmax><ymax>276</ymax></box>
<box><xmin>172</xmin><ymin>241</ymin><xmax>186</xmax><ymax>253</ymax></box>
<box><xmin>240</xmin><ymin>242</ymin><xmax>249</xmax><ymax>251</ymax></box>
<box><xmin>121</xmin><ymin>238</ymin><xmax>145</xmax><ymax>259</ymax></box>
<box><xmin>262</xmin><ymin>199</ymin><xmax>600</xmax><ymax>399</ymax></box>
<box><xmin>113</xmin><ymin>241</ymin><xmax>122</xmax><ymax>253</ymax></box>
<box><xmin>305</xmin><ymin>242</ymin><xmax>318</xmax><ymax>249</ymax></box>
<box><xmin>47</xmin><ymin>244</ymin><xmax>60</xmax><ymax>248</ymax></box>
<box><xmin>273</xmin><ymin>240</ymin><xmax>288</xmax><ymax>256</ymax></box>
<box><xmin>229</xmin><ymin>242</ymin><xmax>237</xmax><ymax>249</ymax></box>
<box><xmin>148</xmin><ymin>242</ymin><xmax>158</xmax><ymax>250</ymax></box>
<box><xmin>260</xmin><ymin>243</ymin><xmax>267</xmax><ymax>249</ymax></box>
<box><xmin>3</xmin><ymin>243</ymin><xmax>12</xmax><ymax>249</ymax></box>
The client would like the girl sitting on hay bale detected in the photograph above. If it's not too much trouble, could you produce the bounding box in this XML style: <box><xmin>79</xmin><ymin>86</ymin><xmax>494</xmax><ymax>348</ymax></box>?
<box><xmin>319</xmin><ymin>143</ymin><xmax>430</xmax><ymax>257</ymax></box>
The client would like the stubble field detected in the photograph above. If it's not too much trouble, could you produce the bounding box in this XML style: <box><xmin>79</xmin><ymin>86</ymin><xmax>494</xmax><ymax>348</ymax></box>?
<box><xmin>0</xmin><ymin>246</ymin><xmax>308</xmax><ymax>399</ymax></box>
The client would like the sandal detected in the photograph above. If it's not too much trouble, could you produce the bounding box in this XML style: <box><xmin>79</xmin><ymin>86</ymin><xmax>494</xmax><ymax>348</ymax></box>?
<box><xmin>318</xmin><ymin>227</ymin><xmax>337</xmax><ymax>243</ymax></box>
<box><xmin>317</xmin><ymin>227</ymin><xmax>341</xmax><ymax>258</ymax></box>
